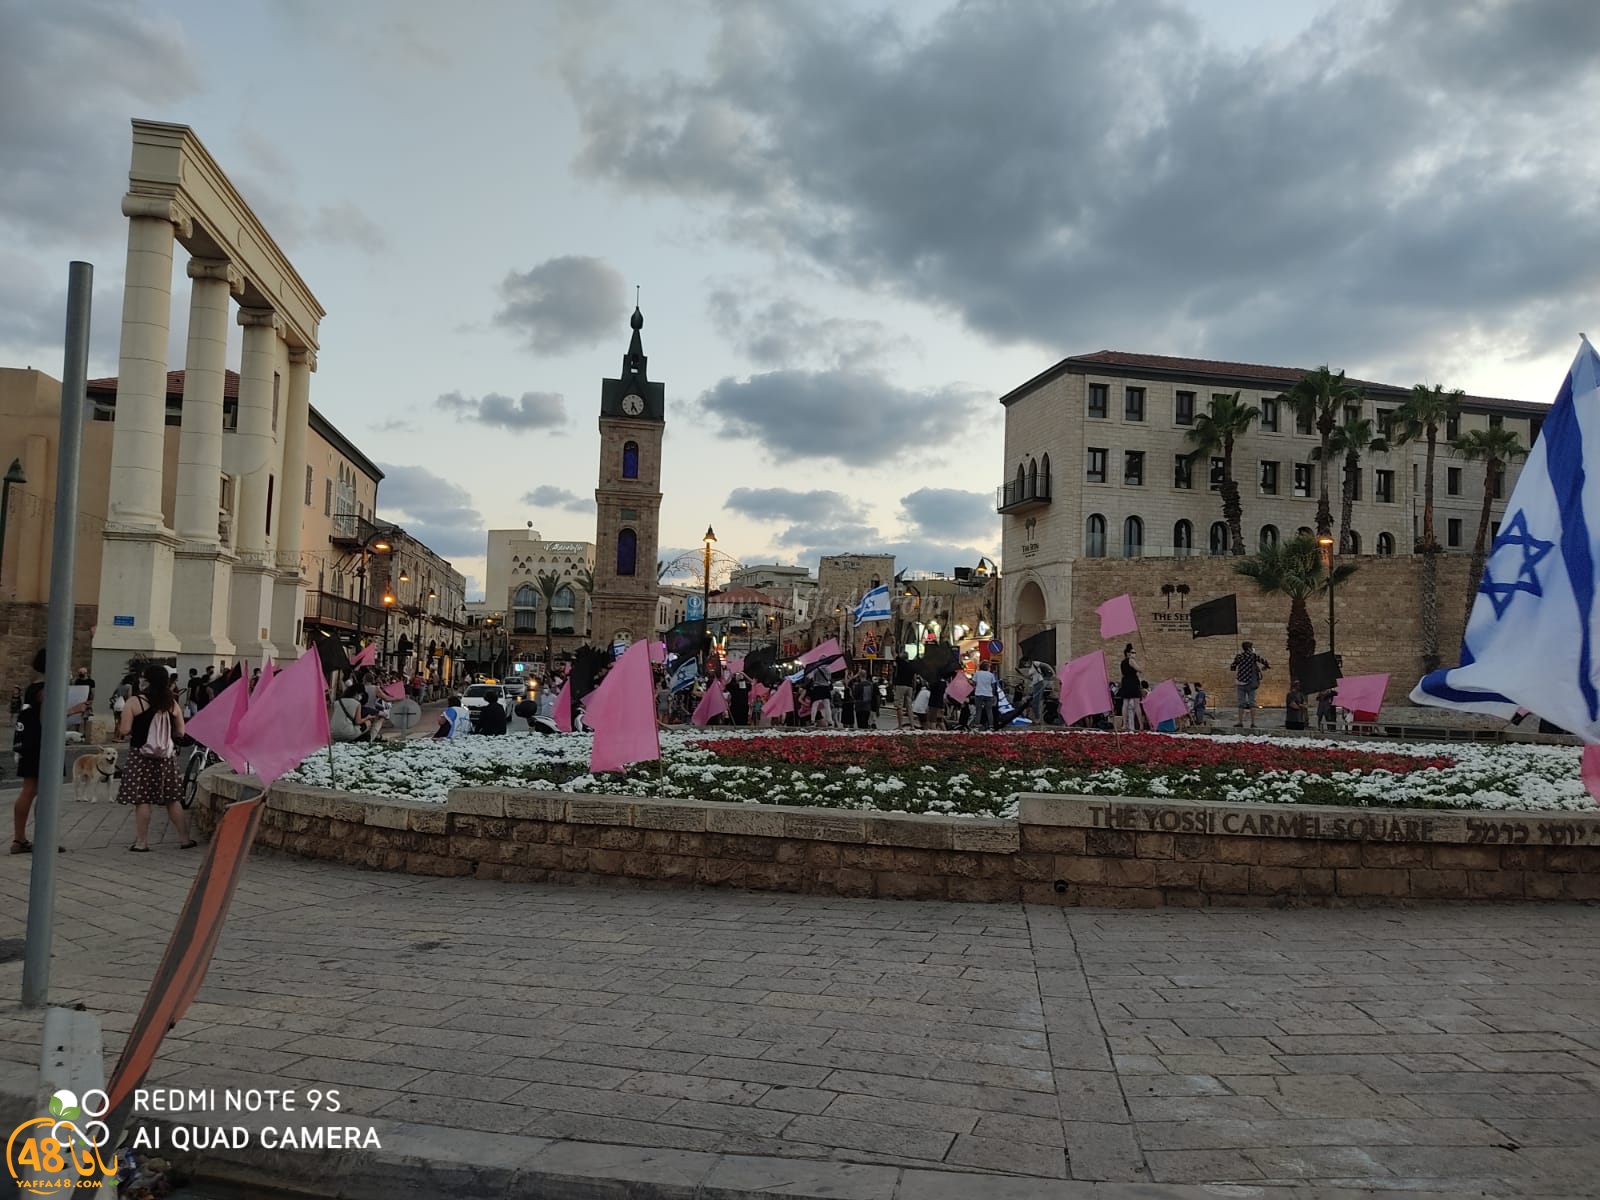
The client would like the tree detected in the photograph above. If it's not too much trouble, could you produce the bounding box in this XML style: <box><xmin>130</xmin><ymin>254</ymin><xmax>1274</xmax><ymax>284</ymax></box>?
<box><xmin>533</xmin><ymin>569</ymin><xmax>563</xmax><ymax>672</ymax></box>
<box><xmin>1395</xmin><ymin>384</ymin><xmax>1464</xmax><ymax>670</ymax></box>
<box><xmin>1235</xmin><ymin>531</ymin><xmax>1359</xmax><ymax>683</ymax></box>
<box><xmin>1453</xmin><ymin>427</ymin><xmax>1529</xmax><ymax>630</ymax></box>
<box><xmin>574</xmin><ymin>567</ymin><xmax>596</xmax><ymax>637</ymax></box>
<box><xmin>1184</xmin><ymin>391</ymin><xmax>1260</xmax><ymax>555</ymax></box>
<box><xmin>1310</xmin><ymin>414</ymin><xmax>1389</xmax><ymax>554</ymax></box>
<box><xmin>1283</xmin><ymin>366</ymin><xmax>1364</xmax><ymax>542</ymax></box>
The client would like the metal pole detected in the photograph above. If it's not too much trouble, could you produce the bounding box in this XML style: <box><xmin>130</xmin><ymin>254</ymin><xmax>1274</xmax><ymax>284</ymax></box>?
<box><xmin>1329</xmin><ymin>574</ymin><xmax>1337</xmax><ymax>657</ymax></box>
<box><xmin>0</xmin><ymin>476</ymin><xmax>13</xmax><ymax>584</ymax></box>
<box><xmin>22</xmin><ymin>261</ymin><xmax>91</xmax><ymax>1008</ymax></box>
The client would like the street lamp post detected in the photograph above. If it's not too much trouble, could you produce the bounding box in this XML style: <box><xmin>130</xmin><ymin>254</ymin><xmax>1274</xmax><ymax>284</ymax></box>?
<box><xmin>1318</xmin><ymin>533</ymin><xmax>1337</xmax><ymax>655</ymax></box>
<box><xmin>0</xmin><ymin>457</ymin><xmax>26</xmax><ymax>587</ymax></box>
<box><xmin>972</xmin><ymin>556</ymin><xmax>1000</xmax><ymax>660</ymax></box>
<box><xmin>354</xmin><ymin>525</ymin><xmax>397</xmax><ymax>650</ymax></box>
<box><xmin>382</xmin><ymin>587</ymin><xmax>396</xmax><ymax>671</ymax></box>
<box><xmin>701</xmin><ymin>525</ymin><xmax>716</xmax><ymax>666</ymax></box>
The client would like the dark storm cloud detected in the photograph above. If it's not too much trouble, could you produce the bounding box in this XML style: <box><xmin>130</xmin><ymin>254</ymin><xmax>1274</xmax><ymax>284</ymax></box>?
<box><xmin>724</xmin><ymin>487</ymin><xmax>862</xmax><ymax>525</ymax></box>
<box><xmin>708</xmin><ymin>290</ymin><xmax>907</xmax><ymax>369</ymax></box>
<box><xmin>493</xmin><ymin>256</ymin><xmax>626</xmax><ymax>353</ymax></box>
<box><xmin>899</xmin><ymin>488</ymin><xmax>997</xmax><ymax>542</ymax></box>
<box><xmin>567</xmin><ymin>0</ymin><xmax>1600</xmax><ymax>372</ymax></box>
<box><xmin>522</xmin><ymin>485</ymin><xmax>595</xmax><ymax>513</ymax></box>
<box><xmin>700</xmin><ymin>370</ymin><xmax>981</xmax><ymax>466</ymax></box>
<box><xmin>436</xmin><ymin>390</ymin><xmax>567</xmax><ymax>431</ymax></box>
<box><xmin>375</xmin><ymin>464</ymin><xmax>485</xmax><ymax>559</ymax></box>
<box><xmin>0</xmin><ymin>0</ymin><xmax>200</xmax><ymax>244</ymax></box>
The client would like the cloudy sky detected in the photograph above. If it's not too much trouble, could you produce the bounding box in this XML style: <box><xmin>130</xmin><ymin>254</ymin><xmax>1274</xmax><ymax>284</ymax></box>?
<box><xmin>4</xmin><ymin>0</ymin><xmax>1597</xmax><ymax>598</ymax></box>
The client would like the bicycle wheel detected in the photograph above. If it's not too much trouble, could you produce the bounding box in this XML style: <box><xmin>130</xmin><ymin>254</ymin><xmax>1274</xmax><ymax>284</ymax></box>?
<box><xmin>181</xmin><ymin>747</ymin><xmax>213</xmax><ymax>810</ymax></box>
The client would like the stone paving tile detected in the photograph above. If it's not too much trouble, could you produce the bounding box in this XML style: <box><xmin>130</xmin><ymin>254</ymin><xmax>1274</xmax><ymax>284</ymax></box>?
<box><xmin>9</xmin><ymin>801</ymin><xmax>1600</xmax><ymax>1194</ymax></box>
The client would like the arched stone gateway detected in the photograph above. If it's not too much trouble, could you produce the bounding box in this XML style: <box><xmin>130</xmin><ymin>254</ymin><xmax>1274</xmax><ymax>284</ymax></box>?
<box><xmin>1015</xmin><ymin>579</ymin><xmax>1047</xmax><ymax>627</ymax></box>
<box><xmin>92</xmin><ymin>120</ymin><xmax>325</xmax><ymax>683</ymax></box>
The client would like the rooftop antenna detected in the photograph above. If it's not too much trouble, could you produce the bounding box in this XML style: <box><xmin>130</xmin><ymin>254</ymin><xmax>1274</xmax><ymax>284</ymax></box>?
<box><xmin>636</xmin><ymin>285</ymin><xmax>641</xmax><ymax>307</ymax></box>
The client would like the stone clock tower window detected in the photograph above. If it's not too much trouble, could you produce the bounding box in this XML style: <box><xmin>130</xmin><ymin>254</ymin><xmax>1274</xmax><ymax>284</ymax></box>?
<box><xmin>617</xmin><ymin>529</ymin><xmax>637</xmax><ymax>576</ymax></box>
<box><xmin>622</xmin><ymin>441</ymin><xmax>639</xmax><ymax>479</ymax></box>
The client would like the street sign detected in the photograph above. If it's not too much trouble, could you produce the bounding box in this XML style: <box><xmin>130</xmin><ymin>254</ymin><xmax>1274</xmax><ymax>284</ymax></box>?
<box><xmin>113</xmin><ymin>615</ymin><xmax>135</xmax><ymax>627</ymax></box>
<box><xmin>388</xmin><ymin>698</ymin><xmax>422</xmax><ymax>731</ymax></box>
<box><xmin>685</xmin><ymin>594</ymin><xmax>704</xmax><ymax>621</ymax></box>
<box><xmin>989</xmin><ymin>639</ymin><xmax>1004</xmax><ymax>654</ymax></box>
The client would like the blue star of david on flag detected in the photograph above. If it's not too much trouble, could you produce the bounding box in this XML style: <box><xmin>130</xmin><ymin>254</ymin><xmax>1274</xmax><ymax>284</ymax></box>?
<box><xmin>1478</xmin><ymin>510</ymin><xmax>1555</xmax><ymax>619</ymax></box>
<box><xmin>1413</xmin><ymin>336</ymin><xmax>1600</xmax><ymax>737</ymax></box>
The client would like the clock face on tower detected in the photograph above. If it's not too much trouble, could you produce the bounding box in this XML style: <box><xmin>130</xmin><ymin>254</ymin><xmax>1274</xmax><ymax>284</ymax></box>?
<box><xmin>621</xmin><ymin>393</ymin><xmax>645</xmax><ymax>416</ymax></box>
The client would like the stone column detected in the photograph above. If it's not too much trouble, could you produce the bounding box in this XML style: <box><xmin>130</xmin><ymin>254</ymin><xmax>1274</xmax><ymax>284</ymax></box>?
<box><xmin>270</xmin><ymin>348</ymin><xmax>314</xmax><ymax>655</ymax></box>
<box><xmin>170</xmin><ymin>258</ymin><xmax>241</xmax><ymax>668</ymax></box>
<box><xmin>91</xmin><ymin>196</ymin><xmax>188</xmax><ymax>686</ymax></box>
<box><xmin>228</xmin><ymin>307</ymin><xmax>282</xmax><ymax>661</ymax></box>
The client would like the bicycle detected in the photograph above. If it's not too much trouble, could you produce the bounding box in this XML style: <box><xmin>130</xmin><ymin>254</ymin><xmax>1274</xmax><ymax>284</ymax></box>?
<box><xmin>179</xmin><ymin>737</ymin><xmax>220</xmax><ymax>810</ymax></box>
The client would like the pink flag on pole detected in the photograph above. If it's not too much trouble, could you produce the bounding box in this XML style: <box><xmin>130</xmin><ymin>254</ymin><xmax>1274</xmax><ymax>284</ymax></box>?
<box><xmin>1581</xmin><ymin>745</ymin><xmax>1600</xmax><ymax>805</ymax></box>
<box><xmin>1096</xmin><ymin>594</ymin><xmax>1139</xmax><ymax>639</ymax></box>
<box><xmin>726</xmin><ymin>657</ymin><xmax>745</xmax><ymax>675</ymax></box>
<box><xmin>183</xmin><ymin>675</ymin><xmax>252</xmax><ymax>774</ymax></box>
<box><xmin>1057</xmin><ymin>651</ymin><xmax>1114</xmax><ymax>725</ymax></box>
<box><xmin>762</xmin><ymin>680</ymin><xmax>796</xmax><ymax>722</ymax></box>
<box><xmin>229</xmin><ymin>649</ymin><xmax>332</xmax><ymax>785</ymax></box>
<box><xmin>348</xmin><ymin>643</ymin><xmax>376</xmax><ymax>668</ymax></box>
<box><xmin>379</xmin><ymin>680</ymin><xmax>407</xmax><ymax>701</ymax></box>
<box><xmin>252</xmin><ymin>659</ymin><xmax>278</xmax><ymax>704</ymax></box>
<box><xmin>552</xmin><ymin>680</ymin><xmax>574</xmax><ymax>732</ymax></box>
<box><xmin>1142</xmin><ymin>679</ymin><xmax>1189</xmax><ymax>727</ymax></box>
<box><xmin>648</xmin><ymin>640</ymin><xmax>667</xmax><ymax>665</ymax></box>
<box><xmin>800</xmin><ymin>639</ymin><xmax>841</xmax><ymax>667</ymax></box>
<box><xmin>586</xmin><ymin>640</ymin><xmax>661</xmax><ymax>773</ymax></box>
<box><xmin>691</xmin><ymin>684</ymin><xmax>729</xmax><ymax>727</ymax></box>
<box><xmin>749</xmin><ymin>682</ymin><xmax>770</xmax><ymax>702</ymax></box>
<box><xmin>945</xmin><ymin>672</ymin><xmax>974</xmax><ymax>703</ymax></box>
<box><xmin>1335</xmin><ymin>673</ymin><xmax>1390</xmax><ymax>718</ymax></box>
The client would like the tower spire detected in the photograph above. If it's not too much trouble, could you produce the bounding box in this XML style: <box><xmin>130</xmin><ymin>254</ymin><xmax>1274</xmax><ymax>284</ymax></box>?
<box><xmin>624</xmin><ymin>298</ymin><xmax>647</xmax><ymax>383</ymax></box>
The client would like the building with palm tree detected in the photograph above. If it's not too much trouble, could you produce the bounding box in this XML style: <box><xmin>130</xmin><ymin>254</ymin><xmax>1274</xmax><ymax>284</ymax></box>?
<box><xmin>485</xmin><ymin>526</ymin><xmax>595</xmax><ymax>666</ymax></box>
<box><xmin>998</xmin><ymin>350</ymin><xmax>1546</xmax><ymax>665</ymax></box>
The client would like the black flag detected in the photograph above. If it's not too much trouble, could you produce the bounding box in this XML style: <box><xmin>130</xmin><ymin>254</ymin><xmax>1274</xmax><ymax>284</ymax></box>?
<box><xmin>1299</xmin><ymin>651</ymin><xmax>1341</xmax><ymax>694</ymax></box>
<box><xmin>915</xmin><ymin>643</ymin><xmax>958</xmax><ymax>682</ymax></box>
<box><xmin>313</xmin><ymin>630</ymin><xmax>350</xmax><ymax>674</ymax></box>
<box><xmin>665</xmin><ymin>619</ymin><xmax>706</xmax><ymax>660</ymax></box>
<box><xmin>1019</xmin><ymin>628</ymin><xmax>1056</xmax><ymax>666</ymax></box>
<box><xmin>1189</xmin><ymin>594</ymin><xmax>1239</xmax><ymax>638</ymax></box>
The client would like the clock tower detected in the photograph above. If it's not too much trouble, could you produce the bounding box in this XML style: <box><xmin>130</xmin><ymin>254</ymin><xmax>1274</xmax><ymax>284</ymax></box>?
<box><xmin>589</xmin><ymin>304</ymin><xmax>665</xmax><ymax>649</ymax></box>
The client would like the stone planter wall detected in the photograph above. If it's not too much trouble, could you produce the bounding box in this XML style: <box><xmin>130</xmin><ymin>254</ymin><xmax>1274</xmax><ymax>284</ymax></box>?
<box><xmin>197</xmin><ymin>773</ymin><xmax>1600</xmax><ymax>907</ymax></box>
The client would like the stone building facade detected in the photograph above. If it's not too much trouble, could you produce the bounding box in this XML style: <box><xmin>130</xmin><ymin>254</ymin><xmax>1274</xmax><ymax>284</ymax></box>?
<box><xmin>483</xmin><ymin>527</ymin><xmax>595</xmax><ymax>663</ymax></box>
<box><xmin>999</xmin><ymin>350</ymin><xmax>1544</xmax><ymax>683</ymax></box>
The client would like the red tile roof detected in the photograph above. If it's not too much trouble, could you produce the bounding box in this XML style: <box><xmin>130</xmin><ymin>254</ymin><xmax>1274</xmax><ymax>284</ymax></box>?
<box><xmin>87</xmin><ymin>369</ymin><xmax>241</xmax><ymax>399</ymax></box>
<box><xmin>1000</xmin><ymin>349</ymin><xmax>1548</xmax><ymax>414</ymax></box>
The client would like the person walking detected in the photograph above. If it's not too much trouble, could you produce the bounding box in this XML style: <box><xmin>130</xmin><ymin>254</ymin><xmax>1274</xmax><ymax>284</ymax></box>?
<box><xmin>11</xmin><ymin>648</ymin><xmax>87</xmax><ymax>855</ymax></box>
<box><xmin>1118</xmin><ymin>645</ymin><xmax>1146</xmax><ymax>732</ymax></box>
<box><xmin>972</xmin><ymin>662</ymin><xmax>999</xmax><ymax>731</ymax></box>
<box><xmin>1229</xmin><ymin>641</ymin><xmax>1269</xmax><ymax>729</ymax></box>
<box><xmin>117</xmin><ymin>663</ymin><xmax>195</xmax><ymax>852</ymax></box>
<box><xmin>1025</xmin><ymin>660</ymin><xmax>1047</xmax><ymax>724</ymax></box>
<box><xmin>892</xmin><ymin>653</ymin><xmax>916</xmax><ymax>728</ymax></box>
<box><xmin>1285</xmin><ymin>679</ymin><xmax>1309</xmax><ymax>730</ymax></box>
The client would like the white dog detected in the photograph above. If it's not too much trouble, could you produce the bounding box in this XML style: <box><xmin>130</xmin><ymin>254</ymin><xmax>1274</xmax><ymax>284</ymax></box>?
<box><xmin>71</xmin><ymin>747</ymin><xmax>119</xmax><ymax>802</ymax></box>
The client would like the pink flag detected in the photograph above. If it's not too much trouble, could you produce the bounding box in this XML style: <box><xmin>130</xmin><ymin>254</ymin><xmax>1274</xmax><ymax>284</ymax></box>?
<box><xmin>552</xmin><ymin>679</ymin><xmax>573</xmax><ymax>732</ymax></box>
<box><xmin>1057</xmin><ymin>651</ymin><xmax>1114</xmax><ymax>725</ymax></box>
<box><xmin>762</xmin><ymin>679</ymin><xmax>796</xmax><ymax>722</ymax></box>
<box><xmin>749</xmin><ymin>681</ymin><xmax>770</xmax><ymax>702</ymax></box>
<box><xmin>726</xmin><ymin>657</ymin><xmax>745</xmax><ymax>675</ymax></box>
<box><xmin>944</xmin><ymin>672</ymin><xmax>974</xmax><ymax>703</ymax></box>
<box><xmin>691</xmin><ymin>684</ymin><xmax>729</xmax><ymax>727</ymax></box>
<box><xmin>348</xmin><ymin>643</ymin><xmax>376</xmax><ymax>668</ymax></box>
<box><xmin>1142</xmin><ymin>679</ymin><xmax>1189</xmax><ymax>727</ymax></box>
<box><xmin>1096</xmin><ymin>594</ymin><xmax>1139</xmax><ymax>639</ymax></box>
<box><xmin>229</xmin><ymin>649</ymin><xmax>331</xmax><ymax>785</ymax></box>
<box><xmin>800</xmin><ymin>639</ymin><xmax>841</xmax><ymax>667</ymax></box>
<box><xmin>183</xmin><ymin>675</ymin><xmax>252</xmax><ymax>774</ymax></box>
<box><xmin>585</xmin><ymin>640</ymin><xmax>660</xmax><ymax>773</ymax></box>
<box><xmin>379</xmin><ymin>680</ymin><xmax>407</xmax><ymax>701</ymax></box>
<box><xmin>648</xmin><ymin>640</ymin><xmax>667</xmax><ymax>665</ymax></box>
<box><xmin>252</xmin><ymin>659</ymin><xmax>278</xmax><ymax>702</ymax></box>
<box><xmin>1335</xmin><ymin>673</ymin><xmax>1389</xmax><ymax>718</ymax></box>
<box><xmin>1582</xmin><ymin>745</ymin><xmax>1600</xmax><ymax>805</ymax></box>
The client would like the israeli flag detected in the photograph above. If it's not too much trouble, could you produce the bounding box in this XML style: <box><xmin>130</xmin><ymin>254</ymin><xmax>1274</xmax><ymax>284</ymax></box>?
<box><xmin>853</xmin><ymin>585</ymin><xmax>892</xmax><ymax>625</ymax></box>
<box><xmin>668</xmin><ymin>657</ymin><xmax>699</xmax><ymax>694</ymax></box>
<box><xmin>1413</xmin><ymin>337</ymin><xmax>1600</xmax><ymax>740</ymax></box>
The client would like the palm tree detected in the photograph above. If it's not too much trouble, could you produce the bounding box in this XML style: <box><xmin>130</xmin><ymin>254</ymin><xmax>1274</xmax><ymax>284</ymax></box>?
<box><xmin>1185</xmin><ymin>391</ymin><xmax>1260</xmax><ymax>555</ymax></box>
<box><xmin>1235</xmin><ymin>531</ymin><xmax>1359</xmax><ymax>683</ymax></box>
<box><xmin>533</xmin><ymin>569</ymin><xmax>563</xmax><ymax>672</ymax></box>
<box><xmin>574</xmin><ymin>566</ymin><xmax>596</xmax><ymax>638</ymax></box>
<box><xmin>1395</xmin><ymin>384</ymin><xmax>1464</xmax><ymax>670</ymax></box>
<box><xmin>1282</xmin><ymin>366</ymin><xmax>1364</xmax><ymax>542</ymax></box>
<box><xmin>1453</xmin><ymin>427</ymin><xmax>1529</xmax><ymax>629</ymax></box>
<box><xmin>1310</xmin><ymin>414</ymin><xmax>1389</xmax><ymax>554</ymax></box>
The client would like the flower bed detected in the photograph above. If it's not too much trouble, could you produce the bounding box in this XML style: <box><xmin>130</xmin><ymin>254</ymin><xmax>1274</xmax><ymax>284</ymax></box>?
<box><xmin>281</xmin><ymin>729</ymin><xmax>1595</xmax><ymax>817</ymax></box>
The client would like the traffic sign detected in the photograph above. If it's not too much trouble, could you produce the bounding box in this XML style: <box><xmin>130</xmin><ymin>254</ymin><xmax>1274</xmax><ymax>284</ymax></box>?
<box><xmin>988</xmin><ymin>639</ymin><xmax>1004</xmax><ymax>654</ymax></box>
<box><xmin>686</xmin><ymin>594</ymin><xmax>704</xmax><ymax>621</ymax></box>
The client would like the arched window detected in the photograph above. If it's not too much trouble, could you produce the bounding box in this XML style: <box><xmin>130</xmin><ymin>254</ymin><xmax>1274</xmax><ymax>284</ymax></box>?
<box><xmin>622</xmin><ymin>441</ymin><xmax>639</xmax><ymax>480</ymax></box>
<box><xmin>1209</xmin><ymin>521</ymin><xmax>1229</xmax><ymax>555</ymax></box>
<box><xmin>1297</xmin><ymin>526</ymin><xmax>1313</xmax><ymax>539</ymax></box>
<box><xmin>1085</xmin><ymin>514</ymin><xmax>1107</xmax><ymax>558</ymax></box>
<box><xmin>512</xmin><ymin>584</ymin><xmax>539</xmax><ymax>633</ymax></box>
<box><xmin>1123</xmin><ymin>515</ymin><xmax>1144</xmax><ymax>558</ymax></box>
<box><xmin>1346</xmin><ymin>530</ymin><xmax>1362</xmax><ymax>554</ymax></box>
<box><xmin>1027</xmin><ymin>458</ymin><xmax>1037</xmax><ymax>493</ymax></box>
<box><xmin>1377</xmin><ymin>532</ymin><xmax>1395</xmax><ymax>557</ymax></box>
<box><xmin>1260</xmin><ymin>524</ymin><xmax>1279</xmax><ymax>550</ymax></box>
<box><xmin>1173</xmin><ymin>519</ymin><xmax>1193</xmax><ymax>556</ymax></box>
<box><xmin>617</xmin><ymin>528</ymin><xmax>637</xmax><ymax>576</ymax></box>
<box><xmin>1040</xmin><ymin>453</ymin><xmax>1051</xmax><ymax>483</ymax></box>
<box><xmin>1015</xmin><ymin>463</ymin><xmax>1025</xmax><ymax>488</ymax></box>
<box><xmin>553</xmin><ymin>586</ymin><xmax>575</xmax><ymax>610</ymax></box>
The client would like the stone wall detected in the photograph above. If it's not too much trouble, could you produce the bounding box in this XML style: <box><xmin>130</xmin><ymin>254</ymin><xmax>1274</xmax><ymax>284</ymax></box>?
<box><xmin>1067</xmin><ymin>556</ymin><xmax>1473</xmax><ymax>706</ymax></box>
<box><xmin>196</xmin><ymin>776</ymin><xmax>1600</xmax><ymax>907</ymax></box>
<box><xmin>0</xmin><ymin>600</ymin><xmax>99</xmax><ymax>705</ymax></box>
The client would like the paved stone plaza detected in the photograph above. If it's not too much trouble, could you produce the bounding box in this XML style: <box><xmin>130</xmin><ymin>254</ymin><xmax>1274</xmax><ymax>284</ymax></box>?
<box><xmin>3</xmin><ymin>801</ymin><xmax>1599</xmax><ymax>1197</ymax></box>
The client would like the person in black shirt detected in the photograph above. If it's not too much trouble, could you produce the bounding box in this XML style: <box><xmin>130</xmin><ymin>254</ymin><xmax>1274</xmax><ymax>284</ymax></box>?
<box><xmin>727</xmin><ymin>670</ymin><xmax>752</xmax><ymax>726</ymax></box>
<box><xmin>12</xmin><ymin>648</ymin><xmax>85</xmax><ymax>854</ymax></box>
<box><xmin>476</xmin><ymin>690</ymin><xmax>509</xmax><ymax>735</ymax></box>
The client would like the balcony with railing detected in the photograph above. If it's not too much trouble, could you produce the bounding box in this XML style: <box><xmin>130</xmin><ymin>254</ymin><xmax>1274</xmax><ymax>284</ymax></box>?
<box><xmin>304</xmin><ymin>589</ymin><xmax>390</xmax><ymax>631</ymax></box>
<box><xmin>996</xmin><ymin>470</ymin><xmax>1052</xmax><ymax>513</ymax></box>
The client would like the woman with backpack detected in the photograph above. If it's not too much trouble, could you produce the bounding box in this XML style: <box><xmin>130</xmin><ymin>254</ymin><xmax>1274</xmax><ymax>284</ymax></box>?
<box><xmin>117</xmin><ymin>664</ymin><xmax>195</xmax><ymax>852</ymax></box>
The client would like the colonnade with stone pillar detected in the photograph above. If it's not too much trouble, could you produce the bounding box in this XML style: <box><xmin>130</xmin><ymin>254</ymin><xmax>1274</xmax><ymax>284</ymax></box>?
<box><xmin>92</xmin><ymin>120</ymin><xmax>326</xmax><ymax>683</ymax></box>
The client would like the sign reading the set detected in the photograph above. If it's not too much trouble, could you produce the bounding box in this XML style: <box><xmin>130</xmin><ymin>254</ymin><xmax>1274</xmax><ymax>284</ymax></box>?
<box><xmin>545</xmin><ymin>542</ymin><xmax>585</xmax><ymax>553</ymax></box>
<box><xmin>1150</xmin><ymin>611</ymin><xmax>1191</xmax><ymax>633</ymax></box>
<box><xmin>1021</xmin><ymin>515</ymin><xmax>1041</xmax><ymax>559</ymax></box>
